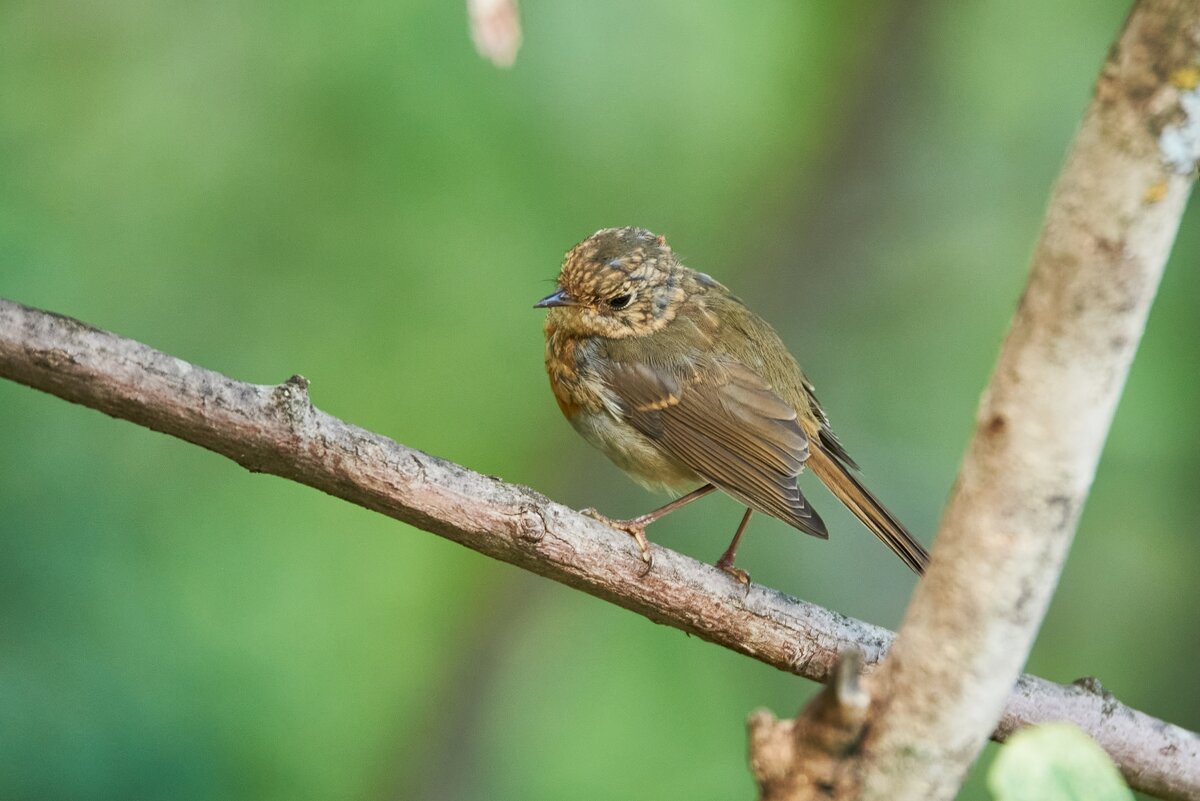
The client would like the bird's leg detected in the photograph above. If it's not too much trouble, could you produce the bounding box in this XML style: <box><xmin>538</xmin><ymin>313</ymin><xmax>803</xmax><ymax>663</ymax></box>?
<box><xmin>715</xmin><ymin>508</ymin><xmax>754</xmax><ymax>584</ymax></box>
<box><xmin>582</xmin><ymin>484</ymin><xmax>717</xmax><ymax>570</ymax></box>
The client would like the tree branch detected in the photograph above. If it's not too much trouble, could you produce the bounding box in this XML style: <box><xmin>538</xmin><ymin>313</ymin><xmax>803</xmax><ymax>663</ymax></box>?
<box><xmin>749</xmin><ymin>649</ymin><xmax>871</xmax><ymax>800</ymax></box>
<box><xmin>1</xmin><ymin>296</ymin><xmax>1197</xmax><ymax>799</ymax></box>
<box><xmin>849</xmin><ymin>1</ymin><xmax>1200</xmax><ymax>798</ymax></box>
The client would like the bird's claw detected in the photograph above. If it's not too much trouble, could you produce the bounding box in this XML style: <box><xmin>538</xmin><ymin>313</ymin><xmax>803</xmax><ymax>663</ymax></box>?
<box><xmin>582</xmin><ymin>508</ymin><xmax>654</xmax><ymax>575</ymax></box>
<box><xmin>723</xmin><ymin>566</ymin><xmax>751</xmax><ymax>586</ymax></box>
<box><xmin>715</xmin><ymin>557</ymin><xmax>751</xmax><ymax>587</ymax></box>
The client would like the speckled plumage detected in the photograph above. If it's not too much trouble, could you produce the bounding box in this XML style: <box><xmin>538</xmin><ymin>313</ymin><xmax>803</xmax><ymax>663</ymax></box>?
<box><xmin>538</xmin><ymin>227</ymin><xmax>928</xmax><ymax>575</ymax></box>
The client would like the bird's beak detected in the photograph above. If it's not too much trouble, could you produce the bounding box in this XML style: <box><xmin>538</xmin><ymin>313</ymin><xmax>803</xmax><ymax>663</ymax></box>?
<box><xmin>534</xmin><ymin>288</ymin><xmax>578</xmax><ymax>309</ymax></box>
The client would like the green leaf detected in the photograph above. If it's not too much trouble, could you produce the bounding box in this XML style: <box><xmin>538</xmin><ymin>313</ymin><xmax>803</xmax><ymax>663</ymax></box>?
<box><xmin>989</xmin><ymin>723</ymin><xmax>1133</xmax><ymax>801</ymax></box>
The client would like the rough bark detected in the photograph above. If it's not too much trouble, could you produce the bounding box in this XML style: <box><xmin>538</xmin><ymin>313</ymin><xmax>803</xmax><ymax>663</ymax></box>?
<box><xmin>1</xmin><ymin>296</ymin><xmax>1197</xmax><ymax>799</ymax></box>
<box><xmin>749</xmin><ymin>650</ymin><xmax>871</xmax><ymax>801</ymax></box>
<box><xmin>843</xmin><ymin>1</ymin><xmax>1200</xmax><ymax>798</ymax></box>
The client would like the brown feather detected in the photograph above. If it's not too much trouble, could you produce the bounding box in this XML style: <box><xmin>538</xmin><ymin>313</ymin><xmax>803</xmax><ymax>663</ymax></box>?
<box><xmin>604</xmin><ymin>359</ymin><xmax>828</xmax><ymax>539</ymax></box>
<box><xmin>805</xmin><ymin>444</ymin><xmax>928</xmax><ymax>574</ymax></box>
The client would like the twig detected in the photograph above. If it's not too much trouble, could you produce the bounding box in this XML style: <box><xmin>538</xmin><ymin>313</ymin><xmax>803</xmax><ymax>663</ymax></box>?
<box><xmin>0</xmin><ymin>296</ymin><xmax>1196</xmax><ymax>799</ymax></box>
<box><xmin>750</xmin><ymin>650</ymin><xmax>870</xmax><ymax>800</ymax></box>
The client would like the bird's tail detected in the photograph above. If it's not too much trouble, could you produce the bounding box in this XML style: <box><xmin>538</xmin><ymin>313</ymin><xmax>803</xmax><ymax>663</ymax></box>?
<box><xmin>805</xmin><ymin>445</ymin><xmax>929</xmax><ymax>575</ymax></box>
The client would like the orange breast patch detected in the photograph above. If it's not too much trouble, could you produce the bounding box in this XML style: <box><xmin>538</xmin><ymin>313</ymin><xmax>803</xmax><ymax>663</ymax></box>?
<box><xmin>546</xmin><ymin>335</ymin><xmax>582</xmax><ymax>420</ymax></box>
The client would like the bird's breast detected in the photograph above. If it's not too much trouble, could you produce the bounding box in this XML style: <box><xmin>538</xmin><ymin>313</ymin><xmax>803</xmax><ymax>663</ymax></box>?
<box><xmin>567</xmin><ymin>406</ymin><xmax>700</xmax><ymax>492</ymax></box>
<box><xmin>544</xmin><ymin>331</ymin><xmax>611</xmax><ymax>420</ymax></box>
<box><xmin>544</xmin><ymin>329</ymin><xmax>698</xmax><ymax>492</ymax></box>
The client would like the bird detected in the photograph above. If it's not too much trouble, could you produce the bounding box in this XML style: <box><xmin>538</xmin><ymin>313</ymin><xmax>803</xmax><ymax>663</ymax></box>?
<box><xmin>535</xmin><ymin>226</ymin><xmax>928</xmax><ymax>581</ymax></box>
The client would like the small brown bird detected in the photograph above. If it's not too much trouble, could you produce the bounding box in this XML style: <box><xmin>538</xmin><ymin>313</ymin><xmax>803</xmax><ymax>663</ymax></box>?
<box><xmin>536</xmin><ymin>227</ymin><xmax>928</xmax><ymax>580</ymax></box>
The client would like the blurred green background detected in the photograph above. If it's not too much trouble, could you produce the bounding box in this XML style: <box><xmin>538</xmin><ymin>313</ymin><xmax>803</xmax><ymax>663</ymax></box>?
<box><xmin>2</xmin><ymin>0</ymin><xmax>1197</xmax><ymax>798</ymax></box>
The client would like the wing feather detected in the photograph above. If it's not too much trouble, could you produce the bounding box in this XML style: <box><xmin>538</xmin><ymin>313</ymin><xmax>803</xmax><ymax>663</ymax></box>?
<box><xmin>604</xmin><ymin>359</ymin><xmax>827</xmax><ymax>539</ymax></box>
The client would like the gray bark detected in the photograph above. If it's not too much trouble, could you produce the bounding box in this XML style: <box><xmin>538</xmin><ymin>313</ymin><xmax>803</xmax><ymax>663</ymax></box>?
<box><xmin>853</xmin><ymin>1</ymin><xmax>1200</xmax><ymax>798</ymax></box>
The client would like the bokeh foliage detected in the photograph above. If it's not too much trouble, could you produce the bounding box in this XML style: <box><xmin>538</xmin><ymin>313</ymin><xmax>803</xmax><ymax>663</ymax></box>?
<box><xmin>990</xmin><ymin>724</ymin><xmax>1133</xmax><ymax>801</ymax></box>
<box><xmin>2</xmin><ymin>1</ymin><xmax>1197</xmax><ymax>799</ymax></box>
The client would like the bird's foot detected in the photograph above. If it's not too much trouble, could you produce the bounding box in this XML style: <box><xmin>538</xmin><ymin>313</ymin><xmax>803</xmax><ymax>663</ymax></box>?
<box><xmin>714</xmin><ymin>554</ymin><xmax>751</xmax><ymax>586</ymax></box>
<box><xmin>581</xmin><ymin>508</ymin><xmax>654</xmax><ymax>575</ymax></box>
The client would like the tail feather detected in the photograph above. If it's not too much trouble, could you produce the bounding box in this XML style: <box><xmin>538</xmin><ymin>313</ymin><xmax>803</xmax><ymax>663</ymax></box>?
<box><xmin>805</xmin><ymin>445</ymin><xmax>929</xmax><ymax>575</ymax></box>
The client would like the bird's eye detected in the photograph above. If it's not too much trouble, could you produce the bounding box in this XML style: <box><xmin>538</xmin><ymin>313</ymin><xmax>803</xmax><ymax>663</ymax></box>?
<box><xmin>608</xmin><ymin>294</ymin><xmax>633</xmax><ymax>310</ymax></box>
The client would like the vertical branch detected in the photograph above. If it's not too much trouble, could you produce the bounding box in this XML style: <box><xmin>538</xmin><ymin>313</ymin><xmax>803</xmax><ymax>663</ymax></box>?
<box><xmin>856</xmin><ymin>1</ymin><xmax>1200</xmax><ymax>797</ymax></box>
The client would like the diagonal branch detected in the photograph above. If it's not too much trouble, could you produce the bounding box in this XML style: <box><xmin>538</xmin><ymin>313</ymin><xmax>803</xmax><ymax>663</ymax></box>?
<box><xmin>854</xmin><ymin>1</ymin><xmax>1200</xmax><ymax>798</ymax></box>
<box><xmin>0</xmin><ymin>296</ymin><xmax>1196</xmax><ymax>800</ymax></box>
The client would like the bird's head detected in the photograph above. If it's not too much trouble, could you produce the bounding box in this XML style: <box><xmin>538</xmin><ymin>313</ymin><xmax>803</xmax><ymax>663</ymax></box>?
<box><xmin>535</xmin><ymin>227</ymin><xmax>688</xmax><ymax>338</ymax></box>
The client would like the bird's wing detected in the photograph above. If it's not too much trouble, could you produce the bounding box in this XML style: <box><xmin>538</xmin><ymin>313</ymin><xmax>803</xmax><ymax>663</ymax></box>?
<box><xmin>602</xmin><ymin>358</ymin><xmax>827</xmax><ymax>538</ymax></box>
